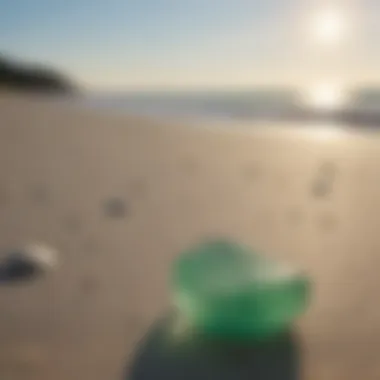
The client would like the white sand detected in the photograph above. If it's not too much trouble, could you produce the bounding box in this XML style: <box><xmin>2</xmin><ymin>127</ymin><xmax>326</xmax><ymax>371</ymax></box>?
<box><xmin>0</xmin><ymin>94</ymin><xmax>379</xmax><ymax>379</ymax></box>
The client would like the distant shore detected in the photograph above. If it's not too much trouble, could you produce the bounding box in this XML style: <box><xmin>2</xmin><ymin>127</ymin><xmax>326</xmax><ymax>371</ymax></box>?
<box><xmin>0</xmin><ymin>54</ymin><xmax>76</xmax><ymax>94</ymax></box>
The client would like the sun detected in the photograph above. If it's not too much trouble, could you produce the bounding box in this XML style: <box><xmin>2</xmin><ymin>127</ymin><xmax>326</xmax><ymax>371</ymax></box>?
<box><xmin>310</xmin><ymin>7</ymin><xmax>347</xmax><ymax>46</ymax></box>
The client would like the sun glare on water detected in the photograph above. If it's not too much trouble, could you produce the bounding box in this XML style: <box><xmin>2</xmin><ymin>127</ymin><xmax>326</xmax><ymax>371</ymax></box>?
<box><xmin>310</xmin><ymin>7</ymin><xmax>347</xmax><ymax>46</ymax></box>
<box><xmin>303</xmin><ymin>83</ymin><xmax>347</xmax><ymax>110</ymax></box>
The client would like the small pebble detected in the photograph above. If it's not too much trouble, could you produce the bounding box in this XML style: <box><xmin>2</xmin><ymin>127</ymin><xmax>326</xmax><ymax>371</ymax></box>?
<box><xmin>312</xmin><ymin>179</ymin><xmax>332</xmax><ymax>198</ymax></box>
<box><xmin>103</xmin><ymin>197</ymin><xmax>128</xmax><ymax>219</ymax></box>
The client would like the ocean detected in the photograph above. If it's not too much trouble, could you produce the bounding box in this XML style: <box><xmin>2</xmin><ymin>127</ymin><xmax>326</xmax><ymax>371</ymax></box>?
<box><xmin>81</xmin><ymin>90</ymin><xmax>380</xmax><ymax>126</ymax></box>
<box><xmin>81</xmin><ymin>90</ymin><xmax>303</xmax><ymax>122</ymax></box>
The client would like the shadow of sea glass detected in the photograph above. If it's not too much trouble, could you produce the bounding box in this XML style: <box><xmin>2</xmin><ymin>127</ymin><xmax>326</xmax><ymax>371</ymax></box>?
<box><xmin>128</xmin><ymin>312</ymin><xmax>300</xmax><ymax>380</ymax></box>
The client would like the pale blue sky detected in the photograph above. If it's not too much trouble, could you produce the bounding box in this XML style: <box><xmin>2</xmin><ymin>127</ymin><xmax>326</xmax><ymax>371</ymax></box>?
<box><xmin>1</xmin><ymin>0</ymin><xmax>379</xmax><ymax>89</ymax></box>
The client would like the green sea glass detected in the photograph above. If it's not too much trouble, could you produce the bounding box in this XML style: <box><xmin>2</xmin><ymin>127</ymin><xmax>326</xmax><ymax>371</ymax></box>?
<box><xmin>172</xmin><ymin>240</ymin><xmax>311</xmax><ymax>340</ymax></box>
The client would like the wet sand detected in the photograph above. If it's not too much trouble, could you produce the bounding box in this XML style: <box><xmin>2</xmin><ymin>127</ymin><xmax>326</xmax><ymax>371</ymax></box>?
<box><xmin>0</xmin><ymin>94</ymin><xmax>379</xmax><ymax>379</ymax></box>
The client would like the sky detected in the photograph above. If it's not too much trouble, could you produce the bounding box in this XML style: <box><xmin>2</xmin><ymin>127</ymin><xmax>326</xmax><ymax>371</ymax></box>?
<box><xmin>1</xmin><ymin>0</ymin><xmax>380</xmax><ymax>90</ymax></box>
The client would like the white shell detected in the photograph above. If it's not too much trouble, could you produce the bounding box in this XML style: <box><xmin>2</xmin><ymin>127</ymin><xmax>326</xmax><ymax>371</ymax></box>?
<box><xmin>16</xmin><ymin>243</ymin><xmax>59</xmax><ymax>272</ymax></box>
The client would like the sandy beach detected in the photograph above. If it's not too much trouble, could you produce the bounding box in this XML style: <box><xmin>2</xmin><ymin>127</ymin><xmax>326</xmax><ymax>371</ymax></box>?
<box><xmin>0</xmin><ymin>94</ymin><xmax>380</xmax><ymax>379</ymax></box>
